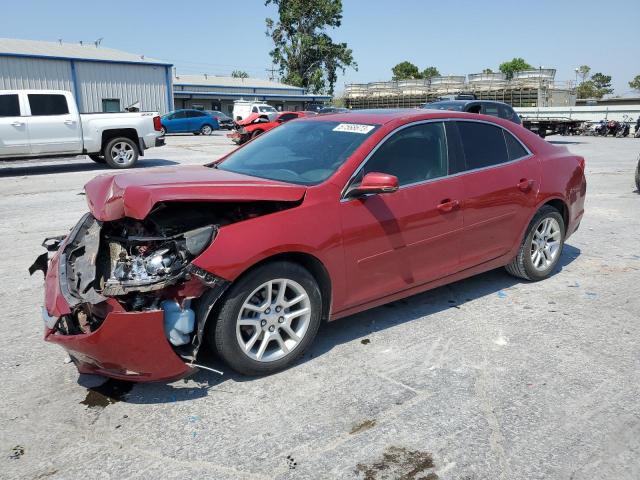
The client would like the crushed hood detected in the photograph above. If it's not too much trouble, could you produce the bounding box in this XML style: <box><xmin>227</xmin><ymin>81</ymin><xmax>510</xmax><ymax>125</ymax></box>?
<box><xmin>85</xmin><ymin>165</ymin><xmax>307</xmax><ymax>221</ymax></box>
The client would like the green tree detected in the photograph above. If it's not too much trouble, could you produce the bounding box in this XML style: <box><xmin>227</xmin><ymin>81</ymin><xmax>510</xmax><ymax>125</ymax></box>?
<box><xmin>391</xmin><ymin>61</ymin><xmax>421</xmax><ymax>80</ymax></box>
<box><xmin>576</xmin><ymin>80</ymin><xmax>597</xmax><ymax>99</ymax></box>
<box><xmin>231</xmin><ymin>70</ymin><xmax>249</xmax><ymax>78</ymax></box>
<box><xmin>591</xmin><ymin>72</ymin><xmax>613</xmax><ymax>97</ymax></box>
<box><xmin>482</xmin><ymin>68</ymin><xmax>494</xmax><ymax>74</ymax></box>
<box><xmin>629</xmin><ymin>74</ymin><xmax>640</xmax><ymax>93</ymax></box>
<box><xmin>499</xmin><ymin>57</ymin><xmax>532</xmax><ymax>80</ymax></box>
<box><xmin>265</xmin><ymin>0</ymin><xmax>357</xmax><ymax>95</ymax></box>
<box><xmin>421</xmin><ymin>66</ymin><xmax>440</xmax><ymax>80</ymax></box>
<box><xmin>577</xmin><ymin>65</ymin><xmax>591</xmax><ymax>83</ymax></box>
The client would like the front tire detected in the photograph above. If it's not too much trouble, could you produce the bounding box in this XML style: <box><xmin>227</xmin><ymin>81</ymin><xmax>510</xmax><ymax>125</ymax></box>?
<box><xmin>505</xmin><ymin>206</ymin><xmax>565</xmax><ymax>281</ymax></box>
<box><xmin>104</xmin><ymin>137</ymin><xmax>139</xmax><ymax>169</ymax></box>
<box><xmin>635</xmin><ymin>155</ymin><xmax>640</xmax><ymax>192</ymax></box>
<box><xmin>210</xmin><ymin>261</ymin><xmax>322</xmax><ymax>376</ymax></box>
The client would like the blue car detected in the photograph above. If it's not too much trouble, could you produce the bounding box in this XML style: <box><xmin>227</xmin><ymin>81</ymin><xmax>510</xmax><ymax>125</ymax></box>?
<box><xmin>160</xmin><ymin>109</ymin><xmax>220</xmax><ymax>136</ymax></box>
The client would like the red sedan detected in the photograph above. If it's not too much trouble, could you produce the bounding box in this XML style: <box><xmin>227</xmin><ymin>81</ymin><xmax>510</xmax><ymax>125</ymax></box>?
<box><xmin>227</xmin><ymin>111</ymin><xmax>307</xmax><ymax>145</ymax></box>
<box><xmin>40</xmin><ymin>109</ymin><xmax>586</xmax><ymax>380</ymax></box>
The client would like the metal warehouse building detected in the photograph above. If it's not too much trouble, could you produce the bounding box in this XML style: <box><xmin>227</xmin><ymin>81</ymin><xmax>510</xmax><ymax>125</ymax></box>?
<box><xmin>172</xmin><ymin>74</ymin><xmax>331</xmax><ymax>115</ymax></box>
<box><xmin>0</xmin><ymin>38</ymin><xmax>173</xmax><ymax>114</ymax></box>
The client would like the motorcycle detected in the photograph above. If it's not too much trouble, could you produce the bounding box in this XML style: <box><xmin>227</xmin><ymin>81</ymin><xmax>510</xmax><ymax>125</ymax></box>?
<box><xmin>594</xmin><ymin>119</ymin><xmax>608</xmax><ymax>136</ymax></box>
<box><xmin>615</xmin><ymin>115</ymin><xmax>632</xmax><ymax>138</ymax></box>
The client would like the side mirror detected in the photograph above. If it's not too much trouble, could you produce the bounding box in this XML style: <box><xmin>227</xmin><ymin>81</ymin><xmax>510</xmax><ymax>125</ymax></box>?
<box><xmin>347</xmin><ymin>172</ymin><xmax>399</xmax><ymax>198</ymax></box>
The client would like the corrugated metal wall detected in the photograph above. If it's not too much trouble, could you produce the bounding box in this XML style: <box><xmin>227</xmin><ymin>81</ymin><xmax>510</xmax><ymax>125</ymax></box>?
<box><xmin>0</xmin><ymin>56</ymin><xmax>73</xmax><ymax>91</ymax></box>
<box><xmin>75</xmin><ymin>62</ymin><xmax>168</xmax><ymax>113</ymax></box>
<box><xmin>0</xmin><ymin>55</ymin><xmax>169</xmax><ymax>114</ymax></box>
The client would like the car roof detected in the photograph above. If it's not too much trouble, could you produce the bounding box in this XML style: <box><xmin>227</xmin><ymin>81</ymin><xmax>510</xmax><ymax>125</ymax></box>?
<box><xmin>302</xmin><ymin>108</ymin><xmax>512</xmax><ymax>126</ymax></box>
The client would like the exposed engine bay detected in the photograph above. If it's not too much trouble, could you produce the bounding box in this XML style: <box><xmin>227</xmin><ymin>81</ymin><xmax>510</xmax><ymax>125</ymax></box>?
<box><xmin>47</xmin><ymin>200</ymin><xmax>297</xmax><ymax>352</ymax></box>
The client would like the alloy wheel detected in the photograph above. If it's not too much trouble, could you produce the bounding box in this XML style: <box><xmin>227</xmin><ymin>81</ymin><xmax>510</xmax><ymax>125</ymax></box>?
<box><xmin>110</xmin><ymin>142</ymin><xmax>135</xmax><ymax>165</ymax></box>
<box><xmin>530</xmin><ymin>217</ymin><xmax>561</xmax><ymax>271</ymax></box>
<box><xmin>201</xmin><ymin>125</ymin><xmax>212</xmax><ymax>135</ymax></box>
<box><xmin>235</xmin><ymin>278</ymin><xmax>311</xmax><ymax>362</ymax></box>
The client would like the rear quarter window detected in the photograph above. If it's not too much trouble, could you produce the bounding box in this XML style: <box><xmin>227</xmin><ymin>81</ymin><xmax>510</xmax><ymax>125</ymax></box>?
<box><xmin>504</xmin><ymin>130</ymin><xmax>529</xmax><ymax>160</ymax></box>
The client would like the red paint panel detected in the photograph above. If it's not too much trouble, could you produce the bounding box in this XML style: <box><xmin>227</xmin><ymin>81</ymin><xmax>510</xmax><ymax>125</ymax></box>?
<box><xmin>84</xmin><ymin>165</ymin><xmax>306</xmax><ymax>221</ymax></box>
<box><xmin>46</xmin><ymin>310</ymin><xmax>193</xmax><ymax>382</ymax></box>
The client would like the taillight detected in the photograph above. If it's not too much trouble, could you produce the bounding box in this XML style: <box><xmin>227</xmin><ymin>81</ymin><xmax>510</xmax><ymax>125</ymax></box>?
<box><xmin>153</xmin><ymin>116</ymin><xmax>162</xmax><ymax>131</ymax></box>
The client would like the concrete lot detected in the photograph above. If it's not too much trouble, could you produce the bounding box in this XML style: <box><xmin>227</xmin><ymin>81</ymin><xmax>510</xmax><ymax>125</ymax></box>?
<box><xmin>1</xmin><ymin>133</ymin><xmax>639</xmax><ymax>480</ymax></box>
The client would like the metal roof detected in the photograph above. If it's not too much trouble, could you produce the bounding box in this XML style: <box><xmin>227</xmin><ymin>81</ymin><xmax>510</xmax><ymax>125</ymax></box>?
<box><xmin>0</xmin><ymin>37</ymin><xmax>170</xmax><ymax>66</ymax></box>
<box><xmin>173</xmin><ymin>74</ymin><xmax>303</xmax><ymax>91</ymax></box>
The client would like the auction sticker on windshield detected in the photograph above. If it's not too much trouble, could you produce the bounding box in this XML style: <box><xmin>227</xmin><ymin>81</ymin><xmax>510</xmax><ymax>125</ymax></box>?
<box><xmin>332</xmin><ymin>123</ymin><xmax>376</xmax><ymax>134</ymax></box>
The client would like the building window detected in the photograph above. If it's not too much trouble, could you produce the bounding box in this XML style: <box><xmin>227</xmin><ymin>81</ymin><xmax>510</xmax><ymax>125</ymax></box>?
<box><xmin>102</xmin><ymin>99</ymin><xmax>121</xmax><ymax>113</ymax></box>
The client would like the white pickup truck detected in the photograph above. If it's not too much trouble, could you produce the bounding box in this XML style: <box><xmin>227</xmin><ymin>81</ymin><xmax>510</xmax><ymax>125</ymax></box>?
<box><xmin>0</xmin><ymin>90</ymin><xmax>165</xmax><ymax>168</ymax></box>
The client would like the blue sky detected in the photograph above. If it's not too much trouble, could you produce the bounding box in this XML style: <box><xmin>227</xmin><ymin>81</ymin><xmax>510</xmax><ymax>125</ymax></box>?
<box><xmin>1</xmin><ymin>0</ymin><xmax>638</xmax><ymax>95</ymax></box>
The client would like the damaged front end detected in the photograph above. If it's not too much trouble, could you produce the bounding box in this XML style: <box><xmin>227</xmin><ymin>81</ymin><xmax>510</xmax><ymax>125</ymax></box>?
<box><xmin>39</xmin><ymin>200</ymin><xmax>293</xmax><ymax>381</ymax></box>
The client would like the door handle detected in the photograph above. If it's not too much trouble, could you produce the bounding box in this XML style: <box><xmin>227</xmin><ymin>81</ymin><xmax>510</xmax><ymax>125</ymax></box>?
<box><xmin>11</xmin><ymin>121</ymin><xmax>24</xmax><ymax>127</ymax></box>
<box><xmin>64</xmin><ymin>119</ymin><xmax>75</xmax><ymax>125</ymax></box>
<box><xmin>437</xmin><ymin>199</ymin><xmax>459</xmax><ymax>213</ymax></box>
<box><xmin>517</xmin><ymin>178</ymin><xmax>534</xmax><ymax>192</ymax></box>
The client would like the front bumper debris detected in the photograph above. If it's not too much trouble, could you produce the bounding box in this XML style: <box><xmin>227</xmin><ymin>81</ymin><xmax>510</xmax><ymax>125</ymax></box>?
<box><xmin>45</xmin><ymin>309</ymin><xmax>195</xmax><ymax>382</ymax></box>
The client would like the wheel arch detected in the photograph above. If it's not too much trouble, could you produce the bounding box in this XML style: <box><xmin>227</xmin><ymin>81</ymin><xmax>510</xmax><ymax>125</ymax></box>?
<box><xmin>101</xmin><ymin>128</ymin><xmax>138</xmax><ymax>150</ymax></box>
<box><xmin>222</xmin><ymin>251</ymin><xmax>332</xmax><ymax>323</ymax></box>
<box><xmin>540</xmin><ymin>197</ymin><xmax>569</xmax><ymax>227</ymax></box>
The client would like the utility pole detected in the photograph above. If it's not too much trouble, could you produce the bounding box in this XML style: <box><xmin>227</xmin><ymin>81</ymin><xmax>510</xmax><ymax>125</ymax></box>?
<box><xmin>265</xmin><ymin>65</ymin><xmax>277</xmax><ymax>82</ymax></box>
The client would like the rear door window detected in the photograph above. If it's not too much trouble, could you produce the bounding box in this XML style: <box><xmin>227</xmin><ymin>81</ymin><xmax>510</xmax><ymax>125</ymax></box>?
<box><xmin>278</xmin><ymin>113</ymin><xmax>298</xmax><ymax>122</ymax></box>
<box><xmin>0</xmin><ymin>94</ymin><xmax>20</xmax><ymax>117</ymax></box>
<box><xmin>457</xmin><ymin>121</ymin><xmax>509</xmax><ymax>170</ymax></box>
<box><xmin>27</xmin><ymin>94</ymin><xmax>69</xmax><ymax>116</ymax></box>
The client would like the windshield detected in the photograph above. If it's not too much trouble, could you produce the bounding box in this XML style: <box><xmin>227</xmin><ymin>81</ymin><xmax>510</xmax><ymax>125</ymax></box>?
<box><xmin>259</xmin><ymin>106</ymin><xmax>277</xmax><ymax>113</ymax></box>
<box><xmin>216</xmin><ymin>120</ymin><xmax>379</xmax><ymax>185</ymax></box>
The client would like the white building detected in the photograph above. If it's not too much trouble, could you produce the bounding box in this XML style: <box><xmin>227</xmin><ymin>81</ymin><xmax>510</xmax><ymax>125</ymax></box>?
<box><xmin>0</xmin><ymin>38</ymin><xmax>173</xmax><ymax>114</ymax></box>
<box><xmin>173</xmin><ymin>74</ymin><xmax>331</xmax><ymax>115</ymax></box>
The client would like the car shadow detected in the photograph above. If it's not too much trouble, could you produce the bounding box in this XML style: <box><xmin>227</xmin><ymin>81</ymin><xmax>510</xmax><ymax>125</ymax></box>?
<box><xmin>0</xmin><ymin>158</ymin><xmax>179</xmax><ymax>177</ymax></box>
<box><xmin>78</xmin><ymin>244</ymin><xmax>581</xmax><ymax>404</ymax></box>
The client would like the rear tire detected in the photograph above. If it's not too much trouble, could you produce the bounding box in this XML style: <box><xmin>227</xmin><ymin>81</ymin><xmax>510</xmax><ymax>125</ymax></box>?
<box><xmin>635</xmin><ymin>155</ymin><xmax>640</xmax><ymax>192</ymax></box>
<box><xmin>209</xmin><ymin>261</ymin><xmax>322</xmax><ymax>376</ymax></box>
<box><xmin>505</xmin><ymin>205</ymin><xmax>565</xmax><ymax>281</ymax></box>
<box><xmin>200</xmin><ymin>124</ymin><xmax>213</xmax><ymax>135</ymax></box>
<box><xmin>88</xmin><ymin>154</ymin><xmax>105</xmax><ymax>164</ymax></box>
<box><xmin>103</xmin><ymin>137</ymin><xmax>139</xmax><ymax>169</ymax></box>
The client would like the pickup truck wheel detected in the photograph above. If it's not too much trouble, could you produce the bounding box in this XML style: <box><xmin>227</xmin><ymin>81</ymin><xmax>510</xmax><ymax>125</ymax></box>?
<box><xmin>104</xmin><ymin>137</ymin><xmax>139</xmax><ymax>169</ymax></box>
<box><xmin>88</xmin><ymin>154</ymin><xmax>105</xmax><ymax>164</ymax></box>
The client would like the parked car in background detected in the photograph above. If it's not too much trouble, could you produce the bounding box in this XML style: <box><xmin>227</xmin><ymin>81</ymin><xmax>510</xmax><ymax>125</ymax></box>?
<box><xmin>421</xmin><ymin>99</ymin><xmax>521</xmax><ymax>124</ymax></box>
<box><xmin>160</xmin><ymin>109</ymin><xmax>220</xmax><ymax>136</ymax></box>
<box><xmin>228</xmin><ymin>111</ymin><xmax>307</xmax><ymax>145</ymax></box>
<box><xmin>318</xmin><ymin>107</ymin><xmax>350</xmax><ymax>114</ymax></box>
<box><xmin>39</xmin><ymin>109</ymin><xmax>586</xmax><ymax>381</ymax></box>
<box><xmin>232</xmin><ymin>101</ymin><xmax>278</xmax><ymax>122</ymax></box>
<box><xmin>205</xmin><ymin>110</ymin><xmax>234</xmax><ymax>130</ymax></box>
<box><xmin>0</xmin><ymin>89</ymin><xmax>164</xmax><ymax>169</ymax></box>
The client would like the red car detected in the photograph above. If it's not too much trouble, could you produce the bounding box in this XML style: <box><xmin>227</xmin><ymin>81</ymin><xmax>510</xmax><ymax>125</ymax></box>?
<box><xmin>40</xmin><ymin>109</ymin><xmax>586</xmax><ymax>381</ymax></box>
<box><xmin>227</xmin><ymin>111</ymin><xmax>306</xmax><ymax>145</ymax></box>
